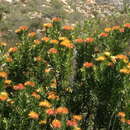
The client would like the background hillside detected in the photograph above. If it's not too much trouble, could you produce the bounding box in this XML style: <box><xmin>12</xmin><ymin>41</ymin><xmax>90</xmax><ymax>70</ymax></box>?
<box><xmin>0</xmin><ymin>0</ymin><xmax>130</xmax><ymax>44</ymax></box>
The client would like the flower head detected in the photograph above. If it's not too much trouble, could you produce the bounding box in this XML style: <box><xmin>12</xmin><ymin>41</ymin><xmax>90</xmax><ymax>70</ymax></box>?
<box><xmin>60</xmin><ymin>40</ymin><xmax>74</xmax><ymax>48</ymax></box>
<box><xmin>28</xmin><ymin>32</ymin><xmax>36</xmax><ymax>37</ymax></box>
<box><xmin>46</xmin><ymin>108</ymin><xmax>56</xmax><ymax>115</ymax></box>
<box><xmin>117</xmin><ymin>112</ymin><xmax>126</xmax><ymax>118</ymax></box>
<box><xmin>4</xmin><ymin>80</ymin><xmax>12</xmax><ymax>85</ymax></box>
<box><xmin>124</xmin><ymin>23</ymin><xmax>130</xmax><ymax>28</ymax></box>
<box><xmin>95</xmin><ymin>56</ymin><xmax>106</xmax><ymax>61</ymax></box>
<box><xmin>34</xmin><ymin>40</ymin><xmax>40</xmax><ymax>45</ymax></box>
<box><xmin>0</xmin><ymin>42</ymin><xmax>7</xmax><ymax>46</ymax></box>
<box><xmin>104</xmin><ymin>27</ymin><xmax>112</xmax><ymax>32</ymax></box>
<box><xmin>13</xmin><ymin>83</ymin><xmax>25</xmax><ymax>90</ymax></box>
<box><xmin>85</xmin><ymin>37</ymin><xmax>94</xmax><ymax>43</ymax></box>
<box><xmin>52</xmin><ymin>17</ymin><xmax>61</xmax><ymax>22</ymax></box>
<box><xmin>66</xmin><ymin>120</ymin><xmax>78</xmax><ymax>127</ymax></box>
<box><xmin>6</xmin><ymin>57</ymin><xmax>13</xmax><ymax>62</ymax></box>
<box><xmin>63</xmin><ymin>25</ymin><xmax>74</xmax><ymax>30</ymax></box>
<box><xmin>52</xmin><ymin>119</ymin><xmax>61</xmax><ymax>128</ymax></box>
<box><xmin>28</xmin><ymin>111</ymin><xmax>39</xmax><ymax>119</ymax></box>
<box><xmin>19</xmin><ymin>25</ymin><xmax>28</xmax><ymax>31</ymax></box>
<box><xmin>120</xmin><ymin>68</ymin><xmax>130</xmax><ymax>74</ymax></box>
<box><xmin>83</xmin><ymin>62</ymin><xmax>94</xmax><ymax>68</ymax></box>
<box><xmin>112</xmin><ymin>26</ymin><xmax>120</xmax><ymax>30</ymax></box>
<box><xmin>8</xmin><ymin>47</ymin><xmax>17</xmax><ymax>53</ymax></box>
<box><xmin>99</xmin><ymin>32</ymin><xmax>108</xmax><ymax>37</ymax></box>
<box><xmin>0</xmin><ymin>72</ymin><xmax>8</xmax><ymax>79</ymax></box>
<box><xmin>39</xmin><ymin>100</ymin><xmax>52</xmax><ymax>108</ymax></box>
<box><xmin>0</xmin><ymin>92</ymin><xmax>8</xmax><ymax>101</ymax></box>
<box><xmin>75</xmin><ymin>38</ymin><xmax>84</xmax><ymax>43</ymax></box>
<box><xmin>48</xmin><ymin>48</ymin><xmax>58</xmax><ymax>54</ymax></box>
<box><xmin>31</xmin><ymin>92</ymin><xmax>41</xmax><ymax>99</ymax></box>
<box><xmin>24</xmin><ymin>81</ymin><xmax>35</xmax><ymax>87</ymax></box>
<box><xmin>43</xmin><ymin>23</ymin><xmax>53</xmax><ymax>28</ymax></box>
<box><xmin>50</xmin><ymin>39</ymin><xmax>58</xmax><ymax>44</ymax></box>
<box><xmin>56</xmin><ymin>107</ymin><xmax>69</xmax><ymax>114</ymax></box>
<box><xmin>72</xmin><ymin>115</ymin><xmax>82</xmax><ymax>121</ymax></box>
<box><xmin>41</xmin><ymin>37</ymin><xmax>50</xmax><ymax>42</ymax></box>
<box><xmin>115</xmin><ymin>54</ymin><xmax>128</xmax><ymax>60</ymax></box>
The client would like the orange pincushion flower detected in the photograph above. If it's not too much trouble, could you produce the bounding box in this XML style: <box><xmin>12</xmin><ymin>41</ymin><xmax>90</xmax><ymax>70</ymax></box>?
<box><xmin>60</xmin><ymin>40</ymin><xmax>74</xmax><ymax>48</ymax></box>
<box><xmin>50</xmin><ymin>39</ymin><xmax>58</xmax><ymax>44</ymax></box>
<box><xmin>95</xmin><ymin>56</ymin><xmax>106</xmax><ymax>61</ymax></box>
<box><xmin>24</xmin><ymin>81</ymin><xmax>35</xmax><ymax>87</ymax></box>
<box><xmin>124</xmin><ymin>23</ymin><xmax>130</xmax><ymax>28</ymax></box>
<box><xmin>48</xmin><ymin>48</ymin><xmax>58</xmax><ymax>54</ymax></box>
<box><xmin>43</xmin><ymin>23</ymin><xmax>53</xmax><ymax>28</ymax></box>
<box><xmin>0</xmin><ymin>72</ymin><xmax>8</xmax><ymax>79</ymax></box>
<box><xmin>0</xmin><ymin>92</ymin><xmax>8</xmax><ymax>101</ymax></box>
<box><xmin>28</xmin><ymin>111</ymin><xmax>39</xmax><ymax>119</ymax></box>
<box><xmin>48</xmin><ymin>92</ymin><xmax>59</xmax><ymax>100</ymax></box>
<box><xmin>56</xmin><ymin>107</ymin><xmax>69</xmax><ymax>114</ymax></box>
<box><xmin>13</xmin><ymin>83</ymin><xmax>25</xmax><ymax>90</ymax></box>
<box><xmin>66</xmin><ymin>120</ymin><xmax>78</xmax><ymax>127</ymax></box>
<box><xmin>72</xmin><ymin>115</ymin><xmax>82</xmax><ymax>121</ymax></box>
<box><xmin>120</xmin><ymin>68</ymin><xmax>130</xmax><ymax>74</ymax></box>
<box><xmin>52</xmin><ymin>17</ymin><xmax>61</xmax><ymax>22</ymax></box>
<box><xmin>104</xmin><ymin>27</ymin><xmax>112</xmax><ymax>32</ymax></box>
<box><xmin>6</xmin><ymin>57</ymin><xmax>13</xmax><ymax>62</ymax></box>
<box><xmin>52</xmin><ymin>119</ymin><xmax>61</xmax><ymax>128</ymax></box>
<box><xmin>119</xmin><ymin>28</ymin><xmax>125</xmax><ymax>32</ymax></box>
<box><xmin>41</xmin><ymin>37</ymin><xmax>49</xmax><ymax>42</ymax></box>
<box><xmin>34</xmin><ymin>40</ymin><xmax>40</xmax><ymax>45</ymax></box>
<box><xmin>31</xmin><ymin>92</ymin><xmax>41</xmax><ymax>99</ymax></box>
<box><xmin>15</xmin><ymin>29</ymin><xmax>21</xmax><ymax>33</ymax></box>
<box><xmin>63</xmin><ymin>25</ymin><xmax>74</xmax><ymax>30</ymax></box>
<box><xmin>83</xmin><ymin>62</ymin><xmax>94</xmax><ymax>68</ymax></box>
<box><xmin>39</xmin><ymin>100</ymin><xmax>52</xmax><ymax>108</ymax></box>
<box><xmin>28</xmin><ymin>32</ymin><xmax>36</xmax><ymax>37</ymax></box>
<box><xmin>75</xmin><ymin>38</ymin><xmax>84</xmax><ymax>43</ymax></box>
<box><xmin>115</xmin><ymin>54</ymin><xmax>128</xmax><ymax>60</ymax></box>
<box><xmin>4</xmin><ymin>80</ymin><xmax>12</xmax><ymax>85</ymax></box>
<box><xmin>85</xmin><ymin>37</ymin><xmax>94</xmax><ymax>43</ymax></box>
<box><xmin>112</xmin><ymin>26</ymin><xmax>120</xmax><ymax>30</ymax></box>
<box><xmin>46</xmin><ymin>108</ymin><xmax>56</xmax><ymax>115</ymax></box>
<box><xmin>19</xmin><ymin>25</ymin><xmax>28</xmax><ymax>31</ymax></box>
<box><xmin>126</xmin><ymin>120</ymin><xmax>130</xmax><ymax>125</ymax></box>
<box><xmin>99</xmin><ymin>32</ymin><xmax>108</xmax><ymax>37</ymax></box>
<box><xmin>117</xmin><ymin>112</ymin><xmax>126</xmax><ymax>118</ymax></box>
<box><xmin>8</xmin><ymin>47</ymin><xmax>17</xmax><ymax>53</ymax></box>
<box><xmin>0</xmin><ymin>42</ymin><xmax>7</xmax><ymax>46</ymax></box>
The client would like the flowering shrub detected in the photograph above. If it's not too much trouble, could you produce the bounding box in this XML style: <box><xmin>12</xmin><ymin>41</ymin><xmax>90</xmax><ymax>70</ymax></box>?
<box><xmin>0</xmin><ymin>18</ymin><xmax>130</xmax><ymax>130</ymax></box>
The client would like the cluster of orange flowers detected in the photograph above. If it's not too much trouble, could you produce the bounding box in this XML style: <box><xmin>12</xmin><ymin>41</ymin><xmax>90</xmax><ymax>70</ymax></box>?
<box><xmin>117</xmin><ymin>112</ymin><xmax>130</xmax><ymax>125</ymax></box>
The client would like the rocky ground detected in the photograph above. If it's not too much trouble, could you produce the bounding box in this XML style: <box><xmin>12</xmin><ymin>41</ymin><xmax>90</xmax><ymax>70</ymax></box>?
<box><xmin>0</xmin><ymin>0</ymin><xmax>130</xmax><ymax>43</ymax></box>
